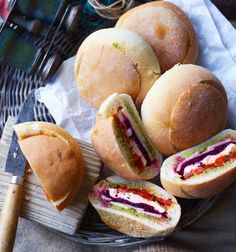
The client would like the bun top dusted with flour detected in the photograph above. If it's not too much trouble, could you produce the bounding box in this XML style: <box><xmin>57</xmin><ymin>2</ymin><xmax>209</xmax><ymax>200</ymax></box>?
<box><xmin>74</xmin><ymin>28</ymin><xmax>160</xmax><ymax>108</ymax></box>
<box><xmin>116</xmin><ymin>1</ymin><xmax>198</xmax><ymax>72</ymax></box>
<box><xmin>141</xmin><ymin>64</ymin><xmax>228</xmax><ymax>156</ymax></box>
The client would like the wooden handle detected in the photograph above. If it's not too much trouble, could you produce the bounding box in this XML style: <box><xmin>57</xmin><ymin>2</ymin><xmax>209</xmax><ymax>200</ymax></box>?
<box><xmin>0</xmin><ymin>182</ymin><xmax>23</xmax><ymax>252</ymax></box>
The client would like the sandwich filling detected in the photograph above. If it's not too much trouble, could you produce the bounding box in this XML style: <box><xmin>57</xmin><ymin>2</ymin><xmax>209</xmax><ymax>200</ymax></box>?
<box><xmin>113</xmin><ymin>106</ymin><xmax>159</xmax><ymax>173</ymax></box>
<box><xmin>175</xmin><ymin>139</ymin><xmax>236</xmax><ymax>179</ymax></box>
<box><xmin>98</xmin><ymin>184</ymin><xmax>172</xmax><ymax>219</ymax></box>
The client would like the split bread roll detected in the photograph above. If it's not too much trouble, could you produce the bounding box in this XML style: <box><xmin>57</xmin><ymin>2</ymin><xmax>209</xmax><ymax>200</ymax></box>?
<box><xmin>92</xmin><ymin>93</ymin><xmax>162</xmax><ymax>180</ymax></box>
<box><xmin>116</xmin><ymin>1</ymin><xmax>198</xmax><ymax>72</ymax></box>
<box><xmin>14</xmin><ymin>122</ymin><xmax>84</xmax><ymax>211</ymax></box>
<box><xmin>74</xmin><ymin>28</ymin><xmax>160</xmax><ymax>108</ymax></box>
<box><xmin>141</xmin><ymin>64</ymin><xmax>228</xmax><ymax>156</ymax></box>
<box><xmin>89</xmin><ymin>176</ymin><xmax>181</xmax><ymax>237</ymax></box>
<box><xmin>160</xmin><ymin>129</ymin><xmax>236</xmax><ymax>198</ymax></box>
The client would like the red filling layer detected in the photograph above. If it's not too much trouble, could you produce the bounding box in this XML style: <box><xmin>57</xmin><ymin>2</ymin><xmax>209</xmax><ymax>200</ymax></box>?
<box><xmin>185</xmin><ymin>151</ymin><xmax>236</xmax><ymax>179</ymax></box>
<box><xmin>115</xmin><ymin>185</ymin><xmax>172</xmax><ymax>206</ymax></box>
<box><xmin>99</xmin><ymin>185</ymin><xmax>172</xmax><ymax>218</ymax></box>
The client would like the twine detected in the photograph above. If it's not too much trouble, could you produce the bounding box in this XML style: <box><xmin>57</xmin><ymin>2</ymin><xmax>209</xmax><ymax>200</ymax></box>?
<box><xmin>88</xmin><ymin>0</ymin><xmax>134</xmax><ymax>20</ymax></box>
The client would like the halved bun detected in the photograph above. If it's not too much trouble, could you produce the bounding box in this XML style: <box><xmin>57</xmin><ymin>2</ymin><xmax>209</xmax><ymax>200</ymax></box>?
<box><xmin>74</xmin><ymin>28</ymin><xmax>160</xmax><ymax>108</ymax></box>
<box><xmin>116</xmin><ymin>1</ymin><xmax>198</xmax><ymax>72</ymax></box>
<box><xmin>141</xmin><ymin>64</ymin><xmax>228</xmax><ymax>156</ymax></box>
<box><xmin>160</xmin><ymin>129</ymin><xmax>236</xmax><ymax>198</ymax></box>
<box><xmin>92</xmin><ymin>93</ymin><xmax>162</xmax><ymax>180</ymax></box>
<box><xmin>89</xmin><ymin>176</ymin><xmax>181</xmax><ymax>237</ymax></box>
<box><xmin>14</xmin><ymin>122</ymin><xmax>84</xmax><ymax>211</ymax></box>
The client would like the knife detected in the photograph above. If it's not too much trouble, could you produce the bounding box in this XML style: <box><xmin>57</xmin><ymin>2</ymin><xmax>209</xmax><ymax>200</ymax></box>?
<box><xmin>0</xmin><ymin>90</ymin><xmax>35</xmax><ymax>252</ymax></box>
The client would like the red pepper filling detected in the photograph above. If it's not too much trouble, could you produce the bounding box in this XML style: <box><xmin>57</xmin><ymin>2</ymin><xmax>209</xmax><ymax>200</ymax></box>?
<box><xmin>99</xmin><ymin>185</ymin><xmax>172</xmax><ymax>219</ymax></box>
<box><xmin>113</xmin><ymin>184</ymin><xmax>172</xmax><ymax>207</ymax></box>
<box><xmin>185</xmin><ymin>151</ymin><xmax>236</xmax><ymax>179</ymax></box>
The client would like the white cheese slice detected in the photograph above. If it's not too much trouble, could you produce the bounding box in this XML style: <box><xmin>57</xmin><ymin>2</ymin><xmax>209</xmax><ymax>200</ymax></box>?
<box><xmin>116</xmin><ymin>111</ymin><xmax>148</xmax><ymax>167</ymax></box>
<box><xmin>110</xmin><ymin>201</ymin><xmax>163</xmax><ymax>218</ymax></box>
<box><xmin>108</xmin><ymin>188</ymin><xmax>165</xmax><ymax>214</ymax></box>
<box><xmin>202</xmin><ymin>143</ymin><xmax>236</xmax><ymax>164</ymax></box>
<box><xmin>183</xmin><ymin>143</ymin><xmax>236</xmax><ymax>178</ymax></box>
<box><xmin>183</xmin><ymin>163</ymin><xmax>200</xmax><ymax>178</ymax></box>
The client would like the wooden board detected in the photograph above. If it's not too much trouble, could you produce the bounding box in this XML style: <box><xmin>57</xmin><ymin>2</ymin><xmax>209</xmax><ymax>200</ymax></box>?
<box><xmin>0</xmin><ymin>117</ymin><xmax>102</xmax><ymax>235</ymax></box>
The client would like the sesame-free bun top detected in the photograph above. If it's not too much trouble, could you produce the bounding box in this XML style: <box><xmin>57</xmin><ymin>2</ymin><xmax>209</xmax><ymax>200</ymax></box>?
<box><xmin>141</xmin><ymin>64</ymin><xmax>228</xmax><ymax>156</ymax></box>
<box><xmin>14</xmin><ymin>122</ymin><xmax>84</xmax><ymax>211</ymax></box>
<box><xmin>116</xmin><ymin>1</ymin><xmax>198</xmax><ymax>72</ymax></box>
<box><xmin>74</xmin><ymin>28</ymin><xmax>160</xmax><ymax>108</ymax></box>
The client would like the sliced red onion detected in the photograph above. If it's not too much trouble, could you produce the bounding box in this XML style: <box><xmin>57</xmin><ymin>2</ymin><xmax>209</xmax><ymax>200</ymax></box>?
<box><xmin>120</xmin><ymin>111</ymin><xmax>154</xmax><ymax>166</ymax></box>
<box><xmin>101</xmin><ymin>190</ymin><xmax>167</xmax><ymax>218</ymax></box>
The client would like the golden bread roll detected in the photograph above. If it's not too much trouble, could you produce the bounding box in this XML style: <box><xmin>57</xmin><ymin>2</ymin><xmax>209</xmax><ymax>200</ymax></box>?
<box><xmin>141</xmin><ymin>64</ymin><xmax>228</xmax><ymax>156</ymax></box>
<box><xmin>14</xmin><ymin>122</ymin><xmax>84</xmax><ymax>211</ymax></box>
<box><xmin>74</xmin><ymin>28</ymin><xmax>160</xmax><ymax>108</ymax></box>
<box><xmin>116</xmin><ymin>1</ymin><xmax>198</xmax><ymax>72</ymax></box>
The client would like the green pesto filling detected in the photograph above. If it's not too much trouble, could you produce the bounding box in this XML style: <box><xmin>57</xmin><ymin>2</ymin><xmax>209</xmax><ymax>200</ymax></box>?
<box><xmin>188</xmin><ymin>159</ymin><xmax>235</xmax><ymax>178</ymax></box>
<box><xmin>110</xmin><ymin>204</ymin><xmax>167</xmax><ymax>223</ymax></box>
<box><xmin>112</xmin><ymin>42</ymin><xmax>121</xmax><ymax>49</ymax></box>
<box><xmin>113</xmin><ymin>119</ymin><xmax>135</xmax><ymax>168</ymax></box>
<box><xmin>121</xmin><ymin>100</ymin><xmax>157</xmax><ymax>158</ymax></box>
<box><xmin>181</xmin><ymin>136</ymin><xmax>233</xmax><ymax>159</ymax></box>
<box><xmin>112</xmin><ymin>42</ymin><xmax>125</xmax><ymax>53</ymax></box>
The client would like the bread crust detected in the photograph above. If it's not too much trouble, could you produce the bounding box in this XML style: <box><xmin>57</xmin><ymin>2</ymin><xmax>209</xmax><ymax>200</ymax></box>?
<box><xmin>161</xmin><ymin>166</ymin><xmax>236</xmax><ymax>199</ymax></box>
<box><xmin>141</xmin><ymin>64</ymin><xmax>228</xmax><ymax>156</ymax></box>
<box><xmin>160</xmin><ymin>129</ymin><xmax>236</xmax><ymax>198</ymax></box>
<box><xmin>75</xmin><ymin>45</ymin><xmax>140</xmax><ymax>108</ymax></box>
<box><xmin>97</xmin><ymin>208</ymin><xmax>173</xmax><ymax>237</ymax></box>
<box><xmin>92</xmin><ymin>117</ymin><xmax>148</xmax><ymax>180</ymax></box>
<box><xmin>75</xmin><ymin>28</ymin><xmax>160</xmax><ymax>108</ymax></box>
<box><xmin>154</xmin><ymin>1</ymin><xmax>198</xmax><ymax>65</ymax></box>
<box><xmin>169</xmin><ymin>83</ymin><xmax>228</xmax><ymax>150</ymax></box>
<box><xmin>116</xmin><ymin>1</ymin><xmax>198</xmax><ymax>72</ymax></box>
<box><xmin>15</xmin><ymin>122</ymin><xmax>84</xmax><ymax>211</ymax></box>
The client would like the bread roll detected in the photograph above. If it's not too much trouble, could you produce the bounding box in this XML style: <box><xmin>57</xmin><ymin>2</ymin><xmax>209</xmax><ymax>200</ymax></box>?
<box><xmin>89</xmin><ymin>176</ymin><xmax>181</xmax><ymax>237</ymax></box>
<box><xmin>160</xmin><ymin>129</ymin><xmax>236</xmax><ymax>198</ymax></box>
<box><xmin>74</xmin><ymin>28</ymin><xmax>160</xmax><ymax>108</ymax></box>
<box><xmin>92</xmin><ymin>93</ymin><xmax>162</xmax><ymax>180</ymax></box>
<box><xmin>141</xmin><ymin>64</ymin><xmax>228</xmax><ymax>156</ymax></box>
<box><xmin>14</xmin><ymin>122</ymin><xmax>84</xmax><ymax>211</ymax></box>
<box><xmin>116</xmin><ymin>1</ymin><xmax>198</xmax><ymax>72</ymax></box>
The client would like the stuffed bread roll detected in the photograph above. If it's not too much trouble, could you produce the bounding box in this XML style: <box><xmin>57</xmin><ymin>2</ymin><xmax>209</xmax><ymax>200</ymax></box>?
<box><xmin>161</xmin><ymin>129</ymin><xmax>236</xmax><ymax>198</ymax></box>
<box><xmin>92</xmin><ymin>93</ymin><xmax>162</xmax><ymax>180</ymax></box>
<box><xmin>89</xmin><ymin>176</ymin><xmax>181</xmax><ymax>237</ymax></box>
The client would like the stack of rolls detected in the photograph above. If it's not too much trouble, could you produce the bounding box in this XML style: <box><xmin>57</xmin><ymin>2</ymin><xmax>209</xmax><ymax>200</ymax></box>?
<box><xmin>73</xmin><ymin>1</ymin><xmax>235</xmax><ymax>238</ymax></box>
<box><xmin>74</xmin><ymin>1</ymin><xmax>198</xmax><ymax>108</ymax></box>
